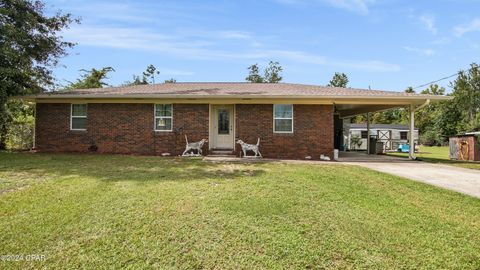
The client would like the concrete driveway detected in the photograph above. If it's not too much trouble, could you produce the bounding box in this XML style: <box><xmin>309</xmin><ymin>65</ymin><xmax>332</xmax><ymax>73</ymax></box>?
<box><xmin>340</xmin><ymin>152</ymin><xmax>480</xmax><ymax>198</ymax></box>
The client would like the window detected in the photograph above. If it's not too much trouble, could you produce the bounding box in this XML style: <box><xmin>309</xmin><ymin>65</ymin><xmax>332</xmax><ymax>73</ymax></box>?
<box><xmin>155</xmin><ymin>104</ymin><xmax>173</xmax><ymax>131</ymax></box>
<box><xmin>361</xmin><ymin>131</ymin><xmax>368</xmax><ymax>139</ymax></box>
<box><xmin>71</xmin><ymin>104</ymin><xmax>87</xmax><ymax>130</ymax></box>
<box><xmin>217</xmin><ymin>109</ymin><xmax>230</xmax><ymax>134</ymax></box>
<box><xmin>400</xmin><ymin>131</ymin><xmax>408</xmax><ymax>140</ymax></box>
<box><xmin>273</xmin><ymin>104</ymin><xmax>293</xmax><ymax>133</ymax></box>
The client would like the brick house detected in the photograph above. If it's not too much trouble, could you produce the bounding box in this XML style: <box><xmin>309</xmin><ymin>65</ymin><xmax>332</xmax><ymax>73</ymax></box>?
<box><xmin>25</xmin><ymin>83</ymin><xmax>449</xmax><ymax>159</ymax></box>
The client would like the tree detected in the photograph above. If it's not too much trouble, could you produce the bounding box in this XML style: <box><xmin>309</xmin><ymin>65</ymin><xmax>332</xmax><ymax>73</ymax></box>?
<box><xmin>405</xmin><ymin>86</ymin><xmax>415</xmax><ymax>93</ymax></box>
<box><xmin>123</xmin><ymin>64</ymin><xmax>160</xmax><ymax>86</ymax></box>
<box><xmin>143</xmin><ymin>64</ymin><xmax>160</xmax><ymax>84</ymax></box>
<box><xmin>328</xmin><ymin>72</ymin><xmax>349</xmax><ymax>88</ymax></box>
<box><xmin>0</xmin><ymin>0</ymin><xmax>78</xmax><ymax>149</ymax></box>
<box><xmin>450</xmin><ymin>63</ymin><xmax>480</xmax><ymax>132</ymax></box>
<box><xmin>128</xmin><ymin>75</ymin><xmax>148</xmax><ymax>86</ymax></box>
<box><xmin>245</xmin><ymin>63</ymin><xmax>264</xmax><ymax>83</ymax></box>
<box><xmin>415</xmin><ymin>84</ymin><xmax>446</xmax><ymax>139</ymax></box>
<box><xmin>66</xmin><ymin>67</ymin><xmax>115</xmax><ymax>89</ymax></box>
<box><xmin>420</xmin><ymin>84</ymin><xmax>445</xmax><ymax>95</ymax></box>
<box><xmin>164</xmin><ymin>78</ymin><xmax>176</xmax><ymax>83</ymax></box>
<box><xmin>435</xmin><ymin>96</ymin><xmax>462</xmax><ymax>138</ymax></box>
<box><xmin>264</xmin><ymin>61</ymin><xmax>283</xmax><ymax>83</ymax></box>
<box><xmin>370</xmin><ymin>108</ymin><xmax>408</xmax><ymax>125</ymax></box>
<box><xmin>245</xmin><ymin>61</ymin><xmax>283</xmax><ymax>83</ymax></box>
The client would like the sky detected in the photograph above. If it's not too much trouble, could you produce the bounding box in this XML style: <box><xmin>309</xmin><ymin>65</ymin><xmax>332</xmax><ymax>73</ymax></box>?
<box><xmin>46</xmin><ymin>0</ymin><xmax>480</xmax><ymax>92</ymax></box>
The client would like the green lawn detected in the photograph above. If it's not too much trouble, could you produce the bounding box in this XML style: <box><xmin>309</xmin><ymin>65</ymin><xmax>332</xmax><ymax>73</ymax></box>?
<box><xmin>388</xmin><ymin>146</ymin><xmax>480</xmax><ymax>170</ymax></box>
<box><xmin>0</xmin><ymin>153</ymin><xmax>479</xmax><ymax>269</ymax></box>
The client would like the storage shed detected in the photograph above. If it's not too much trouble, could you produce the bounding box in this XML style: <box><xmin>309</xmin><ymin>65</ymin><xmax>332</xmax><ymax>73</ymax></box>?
<box><xmin>345</xmin><ymin>124</ymin><xmax>419</xmax><ymax>151</ymax></box>
<box><xmin>449</xmin><ymin>134</ymin><xmax>480</xmax><ymax>161</ymax></box>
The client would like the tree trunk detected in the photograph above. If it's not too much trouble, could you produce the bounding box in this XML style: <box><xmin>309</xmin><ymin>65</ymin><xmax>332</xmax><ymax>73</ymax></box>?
<box><xmin>0</xmin><ymin>88</ymin><xmax>8</xmax><ymax>150</ymax></box>
<box><xmin>0</xmin><ymin>122</ymin><xmax>6</xmax><ymax>150</ymax></box>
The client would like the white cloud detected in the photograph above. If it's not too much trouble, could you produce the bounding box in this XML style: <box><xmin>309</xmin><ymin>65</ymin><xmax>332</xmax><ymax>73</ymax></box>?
<box><xmin>324</xmin><ymin>0</ymin><xmax>374</xmax><ymax>15</ymax></box>
<box><xmin>431</xmin><ymin>37</ymin><xmax>450</xmax><ymax>45</ymax></box>
<box><xmin>50</xmin><ymin>1</ymin><xmax>158</xmax><ymax>24</ymax></box>
<box><xmin>64</xmin><ymin>24</ymin><xmax>399</xmax><ymax>72</ymax></box>
<box><xmin>217</xmin><ymin>31</ymin><xmax>253</xmax><ymax>40</ymax></box>
<box><xmin>272</xmin><ymin>0</ymin><xmax>375</xmax><ymax>15</ymax></box>
<box><xmin>264</xmin><ymin>50</ymin><xmax>400</xmax><ymax>72</ymax></box>
<box><xmin>419</xmin><ymin>13</ymin><xmax>437</xmax><ymax>34</ymax></box>
<box><xmin>403</xmin><ymin>46</ymin><xmax>436</xmax><ymax>56</ymax></box>
<box><xmin>331</xmin><ymin>60</ymin><xmax>401</xmax><ymax>72</ymax></box>
<box><xmin>161</xmin><ymin>69</ymin><xmax>194</xmax><ymax>76</ymax></box>
<box><xmin>454</xmin><ymin>18</ymin><xmax>480</xmax><ymax>37</ymax></box>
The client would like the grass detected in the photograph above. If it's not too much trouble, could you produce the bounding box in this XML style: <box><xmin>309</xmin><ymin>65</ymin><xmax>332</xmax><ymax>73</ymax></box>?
<box><xmin>388</xmin><ymin>146</ymin><xmax>480</xmax><ymax>170</ymax></box>
<box><xmin>0</xmin><ymin>152</ymin><xmax>479</xmax><ymax>269</ymax></box>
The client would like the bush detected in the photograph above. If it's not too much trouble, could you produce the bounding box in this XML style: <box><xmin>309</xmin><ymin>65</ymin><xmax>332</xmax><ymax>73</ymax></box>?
<box><xmin>6</xmin><ymin>115</ymin><xmax>34</xmax><ymax>150</ymax></box>
<box><xmin>5</xmin><ymin>100</ymin><xmax>34</xmax><ymax>151</ymax></box>
<box><xmin>420</xmin><ymin>130</ymin><xmax>442</xmax><ymax>146</ymax></box>
<box><xmin>350</xmin><ymin>134</ymin><xmax>362</xmax><ymax>150</ymax></box>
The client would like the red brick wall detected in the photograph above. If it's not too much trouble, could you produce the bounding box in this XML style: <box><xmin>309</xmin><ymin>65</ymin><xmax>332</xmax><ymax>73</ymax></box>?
<box><xmin>36</xmin><ymin>103</ymin><xmax>91</xmax><ymax>153</ymax></box>
<box><xmin>235</xmin><ymin>104</ymin><xmax>334</xmax><ymax>159</ymax></box>
<box><xmin>35</xmin><ymin>103</ymin><xmax>209</xmax><ymax>155</ymax></box>
<box><xmin>36</xmin><ymin>103</ymin><xmax>333</xmax><ymax>159</ymax></box>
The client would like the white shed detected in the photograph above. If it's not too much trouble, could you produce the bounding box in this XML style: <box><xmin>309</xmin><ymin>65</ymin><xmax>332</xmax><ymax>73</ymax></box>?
<box><xmin>345</xmin><ymin>124</ymin><xmax>419</xmax><ymax>151</ymax></box>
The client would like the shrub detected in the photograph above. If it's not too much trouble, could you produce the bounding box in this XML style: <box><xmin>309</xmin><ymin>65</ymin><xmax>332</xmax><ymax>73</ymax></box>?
<box><xmin>6</xmin><ymin>116</ymin><xmax>34</xmax><ymax>150</ymax></box>
<box><xmin>5</xmin><ymin>100</ymin><xmax>34</xmax><ymax>151</ymax></box>
<box><xmin>350</xmin><ymin>134</ymin><xmax>362</xmax><ymax>150</ymax></box>
<box><xmin>420</xmin><ymin>130</ymin><xmax>442</xmax><ymax>146</ymax></box>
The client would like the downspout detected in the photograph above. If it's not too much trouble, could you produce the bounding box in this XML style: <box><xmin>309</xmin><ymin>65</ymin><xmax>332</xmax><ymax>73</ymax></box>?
<box><xmin>414</xmin><ymin>99</ymin><xmax>431</xmax><ymax>111</ymax></box>
<box><xmin>409</xmin><ymin>99</ymin><xmax>430</xmax><ymax>160</ymax></box>
<box><xmin>366</xmin><ymin>112</ymin><xmax>370</xmax><ymax>155</ymax></box>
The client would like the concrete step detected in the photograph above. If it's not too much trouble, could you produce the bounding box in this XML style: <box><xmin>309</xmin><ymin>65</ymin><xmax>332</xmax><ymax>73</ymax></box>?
<box><xmin>208</xmin><ymin>154</ymin><xmax>237</xmax><ymax>158</ymax></box>
<box><xmin>210</xmin><ymin>149</ymin><xmax>235</xmax><ymax>156</ymax></box>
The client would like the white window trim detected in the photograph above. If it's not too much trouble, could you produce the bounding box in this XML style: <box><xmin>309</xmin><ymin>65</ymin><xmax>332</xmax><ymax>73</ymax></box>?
<box><xmin>154</xmin><ymin>104</ymin><xmax>173</xmax><ymax>132</ymax></box>
<box><xmin>70</xmin><ymin>104</ymin><xmax>87</xmax><ymax>131</ymax></box>
<box><xmin>273</xmin><ymin>104</ymin><xmax>294</xmax><ymax>133</ymax></box>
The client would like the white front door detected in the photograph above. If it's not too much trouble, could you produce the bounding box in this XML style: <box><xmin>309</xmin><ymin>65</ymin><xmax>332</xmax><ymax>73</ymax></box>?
<box><xmin>211</xmin><ymin>105</ymin><xmax>234</xmax><ymax>149</ymax></box>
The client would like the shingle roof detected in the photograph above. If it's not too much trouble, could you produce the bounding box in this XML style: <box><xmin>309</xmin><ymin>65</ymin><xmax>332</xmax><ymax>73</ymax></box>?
<box><xmin>34</xmin><ymin>82</ymin><xmax>438</xmax><ymax>98</ymax></box>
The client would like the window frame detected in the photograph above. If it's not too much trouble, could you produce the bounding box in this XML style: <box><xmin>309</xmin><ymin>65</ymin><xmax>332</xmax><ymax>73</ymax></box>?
<box><xmin>361</xmin><ymin>130</ymin><xmax>368</xmax><ymax>139</ymax></box>
<box><xmin>400</xmin><ymin>131</ymin><xmax>408</xmax><ymax>140</ymax></box>
<box><xmin>154</xmin><ymin>104</ymin><xmax>173</xmax><ymax>132</ymax></box>
<box><xmin>273</xmin><ymin>104</ymin><xmax>294</xmax><ymax>134</ymax></box>
<box><xmin>70</xmin><ymin>104</ymin><xmax>87</xmax><ymax>131</ymax></box>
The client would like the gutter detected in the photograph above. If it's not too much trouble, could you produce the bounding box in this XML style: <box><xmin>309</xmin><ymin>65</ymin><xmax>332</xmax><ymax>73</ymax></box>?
<box><xmin>19</xmin><ymin>94</ymin><xmax>453</xmax><ymax>101</ymax></box>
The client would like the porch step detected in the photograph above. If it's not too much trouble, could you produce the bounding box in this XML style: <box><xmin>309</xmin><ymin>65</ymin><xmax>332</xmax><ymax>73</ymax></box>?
<box><xmin>209</xmin><ymin>149</ymin><xmax>236</xmax><ymax>157</ymax></box>
<box><xmin>208</xmin><ymin>154</ymin><xmax>237</xmax><ymax>158</ymax></box>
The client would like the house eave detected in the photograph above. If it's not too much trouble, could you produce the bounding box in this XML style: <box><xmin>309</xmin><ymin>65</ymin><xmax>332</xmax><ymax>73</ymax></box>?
<box><xmin>21</xmin><ymin>94</ymin><xmax>452</xmax><ymax>105</ymax></box>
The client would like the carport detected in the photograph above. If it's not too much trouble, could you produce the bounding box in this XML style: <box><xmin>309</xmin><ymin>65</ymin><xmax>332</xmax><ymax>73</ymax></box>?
<box><xmin>333</xmin><ymin>95</ymin><xmax>451</xmax><ymax>159</ymax></box>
